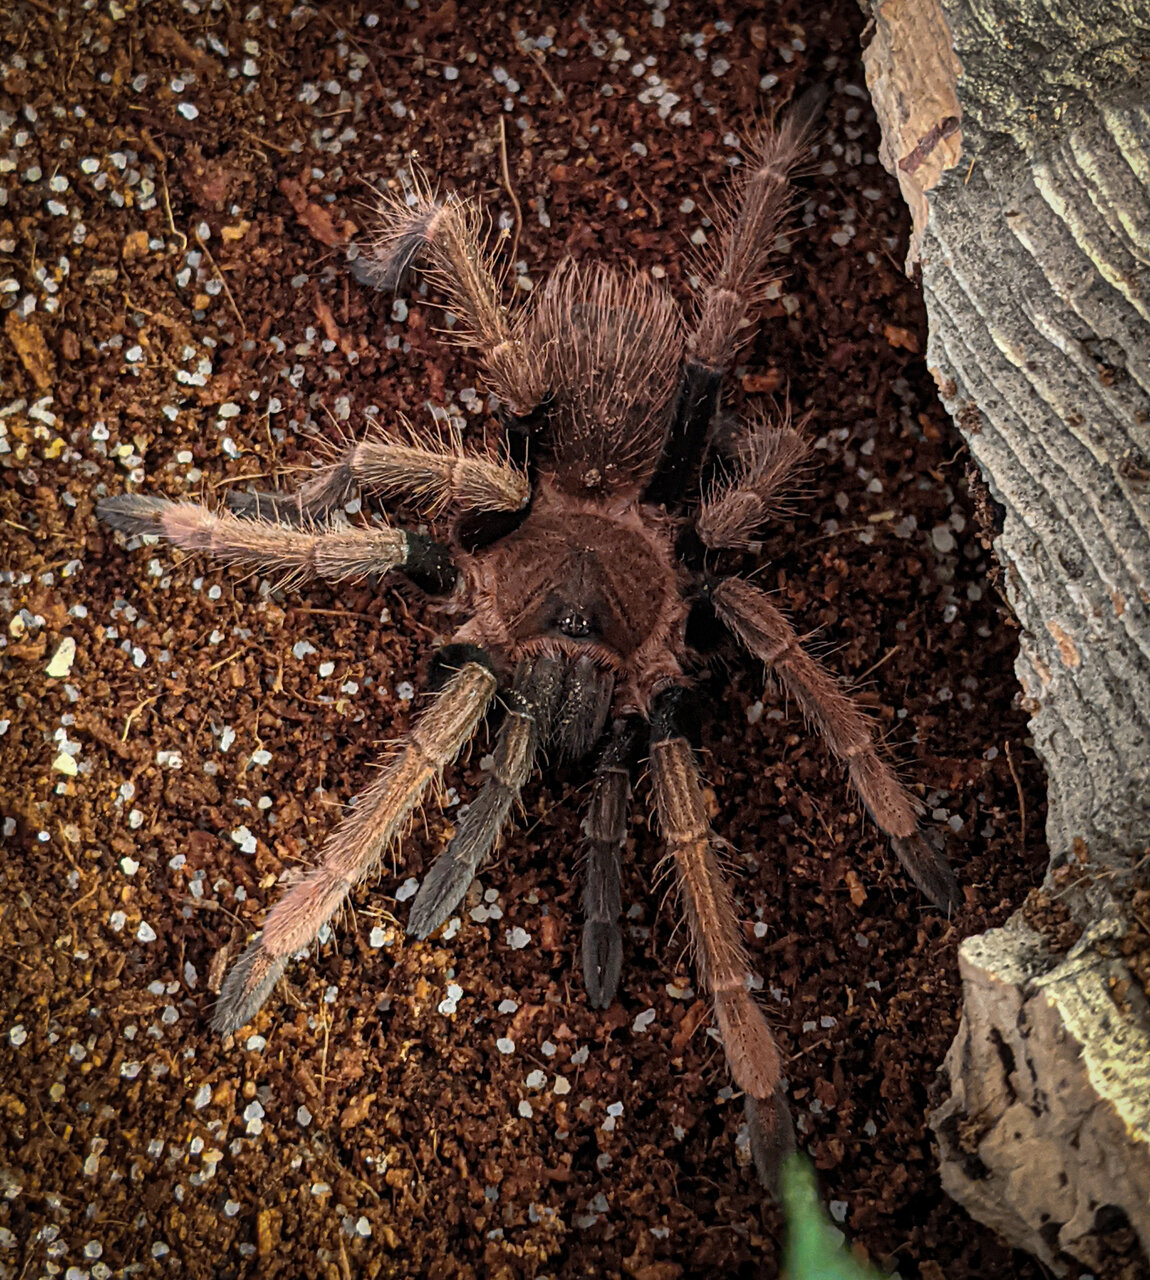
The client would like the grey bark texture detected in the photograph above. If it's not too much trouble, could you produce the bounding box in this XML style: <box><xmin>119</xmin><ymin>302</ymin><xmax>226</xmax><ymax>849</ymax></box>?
<box><xmin>861</xmin><ymin>0</ymin><xmax>1150</xmax><ymax>1270</ymax></box>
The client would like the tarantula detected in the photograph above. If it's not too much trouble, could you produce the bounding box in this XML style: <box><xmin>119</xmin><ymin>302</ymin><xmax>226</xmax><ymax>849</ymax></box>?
<box><xmin>98</xmin><ymin>100</ymin><xmax>958</xmax><ymax>1183</ymax></box>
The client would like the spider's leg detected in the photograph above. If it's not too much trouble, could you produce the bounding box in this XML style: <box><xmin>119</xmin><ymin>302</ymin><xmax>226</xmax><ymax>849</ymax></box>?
<box><xmin>642</xmin><ymin>360</ymin><xmax>725</xmax><ymax>508</ymax></box>
<box><xmin>97</xmin><ymin>495</ymin><xmax>456</xmax><ymax>594</ymax></box>
<box><xmin>581</xmin><ymin>715</ymin><xmax>645</xmax><ymax>1008</ymax></box>
<box><xmin>358</xmin><ymin>190</ymin><xmax>544</xmax><ymax>415</ymax></box>
<box><xmin>649</xmin><ymin>690</ymin><xmax>794</xmax><ymax>1185</ymax></box>
<box><xmin>212</xmin><ymin>658</ymin><xmax>498</xmax><ymax>1034</ymax></box>
<box><xmin>695</xmin><ymin>408</ymin><xmax>810</xmax><ymax>550</ymax></box>
<box><xmin>226</xmin><ymin>431</ymin><xmax>529</xmax><ymax>527</ymax></box>
<box><xmin>644</xmin><ymin>102</ymin><xmax>818</xmax><ymax>508</ymax></box>
<box><xmin>406</xmin><ymin>654</ymin><xmax>566</xmax><ymax>939</ymax></box>
<box><xmin>712</xmin><ymin>576</ymin><xmax>960</xmax><ymax>910</ymax></box>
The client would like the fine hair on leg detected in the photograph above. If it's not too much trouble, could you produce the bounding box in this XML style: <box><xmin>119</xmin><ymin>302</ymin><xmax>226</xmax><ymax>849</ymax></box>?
<box><xmin>712</xmin><ymin>576</ymin><xmax>960</xmax><ymax>909</ymax></box>
<box><xmin>406</xmin><ymin>653</ymin><xmax>567</xmax><ymax>939</ymax></box>
<box><xmin>212</xmin><ymin>659</ymin><xmax>498</xmax><ymax>1034</ymax></box>
<box><xmin>649</xmin><ymin>725</ymin><xmax>793</xmax><ymax>1185</ymax></box>
<box><xmin>97</xmin><ymin>494</ymin><xmax>455</xmax><ymax>594</ymax></box>
<box><xmin>581</xmin><ymin>715</ymin><xmax>645</xmax><ymax>1008</ymax></box>
<box><xmin>696</xmin><ymin>407</ymin><xmax>811</xmax><ymax>549</ymax></box>
<box><xmin>690</xmin><ymin>99</ymin><xmax>820</xmax><ymax>371</ymax></box>
<box><xmin>227</xmin><ymin>422</ymin><xmax>529</xmax><ymax>527</ymax></box>
<box><xmin>358</xmin><ymin>181</ymin><xmax>544</xmax><ymax>414</ymax></box>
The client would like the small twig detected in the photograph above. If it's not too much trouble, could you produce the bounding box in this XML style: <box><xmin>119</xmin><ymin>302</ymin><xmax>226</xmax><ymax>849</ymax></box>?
<box><xmin>497</xmin><ymin>116</ymin><xmax>523</xmax><ymax>269</ymax></box>
<box><xmin>1003</xmin><ymin>738</ymin><xmax>1027</xmax><ymax>848</ymax></box>
<box><xmin>121</xmin><ymin>694</ymin><xmax>159</xmax><ymax>742</ymax></box>
<box><xmin>194</xmin><ymin>230</ymin><xmax>246</xmax><ymax>336</ymax></box>
<box><xmin>516</xmin><ymin>36</ymin><xmax>566</xmax><ymax>102</ymax></box>
<box><xmin>319</xmin><ymin>1000</ymin><xmax>331</xmax><ymax>1091</ymax></box>
<box><xmin>205</xmin><ymin>647</ymin><xmax>251</xmax><ymax>675</ymax></box>
<box><xmin>857</xmin><ymin>645</ymin><xmax>901</xmax><ymax>682</ymax></box>
<box><xmin>122</xmin><ymin>292</ymin><xmax>181</xmax><ymax>330</ymax></box>
<box><xmin>240</xmin><ymin>128</ymin><xmax>295</xmax><ymax>157</ymax></box>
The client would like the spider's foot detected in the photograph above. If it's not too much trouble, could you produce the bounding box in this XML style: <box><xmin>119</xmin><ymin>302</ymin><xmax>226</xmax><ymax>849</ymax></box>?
<box><xmin>212</xmin><ymin>937</ymin><xmax>287</xmax><ymax>1036</ymax></box>
<box><xmin>891</xmin><ymin>833</ymin><xmax>961</xmax><ymax>913</ymax></box>
<box><xmin>96</xmin><ymin>493</ymin><xmax>173</xmax><ymax>535</ymax></box>
<box><xmin>745</xmin><ymin>1086</ymin><xmax>796</xmax><ymax>1193</ymax></box>
<box><xmin>582</xmin><ymin>921</ymin><xmax>622</xmax><ymax>1009</ymax></box>
<box><xmin>406</xmin><ymin>857</ymin><xmax>471</xmax><ymax>940</ymax></box>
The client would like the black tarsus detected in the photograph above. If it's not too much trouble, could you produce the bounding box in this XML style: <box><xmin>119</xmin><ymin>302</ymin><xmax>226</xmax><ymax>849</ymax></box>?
<box><xmin>455</xmin><ymin>400</ymin><xmax>548</xmax><ymax>551</ymax></box>
<box><xmin>225</xmin><ymin>463</ymin><xmax>356</xmax><ymax>527</ymax></box>
<box><xmin>428</xmin><ymin>643</ymin><xmax>498</xmax><ymax>692</ymax></box>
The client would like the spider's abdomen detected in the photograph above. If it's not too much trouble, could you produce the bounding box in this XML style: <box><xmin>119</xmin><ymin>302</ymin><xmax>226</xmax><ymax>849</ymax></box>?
<box><xmin>461</xmin><ymin>480</ymin><xmax>688</xmax><ymax>708</ymax></box>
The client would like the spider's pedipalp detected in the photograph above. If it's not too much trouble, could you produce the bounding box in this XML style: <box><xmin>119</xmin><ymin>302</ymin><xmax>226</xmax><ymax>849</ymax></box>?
<box><xmin>98</xmin><ymin>495</ymin><xmax>456</xmax><ymax>594</ymax></box>
<box><xmin>581</xmin><ymin>715</ymin><xmax>644</xmax><ymax>1008</ymax></box>
<box><xmin>712</xmin><ymin>576</ymin><xmax>961</xmax><ymax>910</ymax></box>
<box><xmin>696</xmin><ymin>410</ymin><xmax>811</xmax><ymax>549</ymax></box>
<box><xmin>407</xmin><ymin>653</ymin><xmax>565</xmax><ymax>939</ymax></box>
<box><xmin>352</xmin><ymin>195</ymin><xmax>441</xmax><ymax>293</ymax></box>
<box><xmin>224</xmin><ymin>465</ymin><xmax>357</xmax><ymax>526</ymax></box>
<box><xmin>649</xmin><ymin>726</ymin><xmax>793</xmax><ymax>1184</ymax></box>
<box><xmin>212</xmin><ymin>659</ymin><xmax>498</xmax><ymax>1035</ymax></box>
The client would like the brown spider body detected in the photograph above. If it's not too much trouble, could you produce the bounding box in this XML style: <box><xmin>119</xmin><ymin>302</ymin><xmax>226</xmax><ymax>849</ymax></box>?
<box><xmin>455</xmin><ymin>479</ymin><xmax>689</xmax><ymax>711</ymax></box>
<box><xmin>98</xmin><ymin>93</ymin><xmax>959</xmax><ymax>1186</ymax></box>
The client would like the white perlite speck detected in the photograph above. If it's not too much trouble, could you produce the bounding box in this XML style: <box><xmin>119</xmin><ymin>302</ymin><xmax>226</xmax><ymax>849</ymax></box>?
<box><xmin>395</xmin><ymin>876</ymin><xmax>419</xmax><ymax>902</ymax></box>
<box><xmin>193</xmin><ymin>1084</ymin><xmax>212</xmax><ymax>1109</ymax></box>
<box><xmin>506</xmin><ymin>926</ymin><xmax>531</xmax><ymax>950</ymax></box>
<box><xmin>632</xmin><ymin>1008</ymin><xmax>656</xmax><ymax>1033</ymax></box>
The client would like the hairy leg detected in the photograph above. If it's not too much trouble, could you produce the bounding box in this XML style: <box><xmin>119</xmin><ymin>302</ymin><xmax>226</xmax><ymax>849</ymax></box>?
<box><xmin>712</xmin><ymin>576</ymin><xmax>960</xmax><ymax>909</ymax></box>
<box><xmin>213</xmin><ymin>659</ymin><xmax>498</xmax><ymax>1034</ymax></box>
<box><xmin>644</xmin><ymin>98</ymin><xmax>819</xmax><ymax>507</ymax></box>
<box><xmin>406</xmin><ymin>654</ymin><xmax>566</xmax><ymax>939</ymax></box>
<box><xmin>695</xmin><ymin>409</ymin><xmax>810</xmax><ymax>549</ymax></box>
<box><xmin>226</xmin><ymin>430</ymin><xmax>529</xmax><ymax>527</ymax></box>
<box><xmin>97</xmin><ymin>494</ymin><xmax>455</xmax><ymax>593</ymax></box>
<box><xmin>649</xmin><ymin>707</ymin><xmax>793</xmax><ymax>1185</ymax></box>
<box><xmin>357</xmin><ymin>189</ymin><xmax>543</xmax><ymax>414</ymax></box>
<box><xmin>581</xmin><ymin>715</ymin><xmax>645</xmax><ymax>1008</ymax></box>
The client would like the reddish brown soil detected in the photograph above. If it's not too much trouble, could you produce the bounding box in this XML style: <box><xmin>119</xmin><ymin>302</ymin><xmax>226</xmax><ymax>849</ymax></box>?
<box><xmin>1</xmin><ymin>2</ymin><xmax>1061</xmax><ymax>1278</ymax></box>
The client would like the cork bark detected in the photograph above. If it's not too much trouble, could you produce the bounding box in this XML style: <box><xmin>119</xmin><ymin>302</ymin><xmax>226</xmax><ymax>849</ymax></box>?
<box><xmin>862</xmin><ymin>0</ymin><xmax>1150</xmax><ymax>1269</ymax></box>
